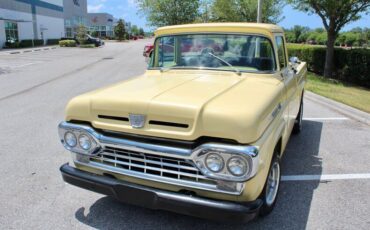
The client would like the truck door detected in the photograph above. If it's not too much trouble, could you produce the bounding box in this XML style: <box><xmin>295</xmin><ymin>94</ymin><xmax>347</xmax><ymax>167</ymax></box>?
<box><xmin>275</xmin><ymin>35</ymin><xmax>297</xmax><ymax>137</ymax></box>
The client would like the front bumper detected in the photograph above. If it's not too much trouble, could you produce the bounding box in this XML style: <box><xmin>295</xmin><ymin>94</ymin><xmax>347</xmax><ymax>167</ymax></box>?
<box><xmin>60</xmin><ymin>163</ymin><xmax>262</xmax><ymax>222</ymax></box>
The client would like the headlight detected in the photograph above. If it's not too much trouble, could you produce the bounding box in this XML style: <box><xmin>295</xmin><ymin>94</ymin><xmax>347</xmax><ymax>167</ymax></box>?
<box><xmin>78</xmin><ymin>134</ymin><xmax>92</xmax><ymax>150</ymax></box>
<box><xmin>205</xmin><ymin>153</ymin><xmax>224</xmax><ymax>172</ymax></box>
<box><xmin>192</xmin><ymin>144</ymin><xmax>259</xmax><ymax>182</ymax></box>
<box><xmin>58</xmin><ymin>122</ymin><xmax>100</xmax><ymax>155</ymax></box>
<box><xmin>64</xmin><ymin>132</ymin><xmax>77</xmax><ymax>147</ymax></box>
<box><xmin>227</xmin><ymin>156</ymin><xmax>248</xmax><ymax>176</ymax></box>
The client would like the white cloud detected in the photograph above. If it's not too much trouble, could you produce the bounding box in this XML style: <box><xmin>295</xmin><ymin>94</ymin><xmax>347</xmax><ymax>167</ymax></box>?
<box><xmin>88</xmin><ymin>4</ymin><xmax>104</xmax><ymax>13</ymax></box>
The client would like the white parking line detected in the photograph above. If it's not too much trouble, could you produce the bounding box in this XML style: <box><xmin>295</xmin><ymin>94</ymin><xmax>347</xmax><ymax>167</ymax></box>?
<box><xmin>303</xmin><ymin>117</ymin><xmax>349</xmax><ymax>121</ymax></box>
<box><xmin>13</xmin><ymin>63</ymin><xmax>36</xmax><ymax>68</ymax></box>
<box><xmin>282</xmin><ymin>173</ymin><xmax>370</xmax><ymax>181</ymax></box>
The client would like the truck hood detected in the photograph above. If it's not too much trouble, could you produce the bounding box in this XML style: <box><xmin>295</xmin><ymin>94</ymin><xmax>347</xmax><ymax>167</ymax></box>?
<box><xmin>65</xmin><ymin>71</ymin><xmax>284</xmax><ymax>144</ymax></box>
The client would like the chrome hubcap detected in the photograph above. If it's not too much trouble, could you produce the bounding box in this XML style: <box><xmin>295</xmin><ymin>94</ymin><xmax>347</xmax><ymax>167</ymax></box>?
<box><xmin>265</xmin><ymin>161</ymin><xmax>280</xmax><ymax>206</ymax></box>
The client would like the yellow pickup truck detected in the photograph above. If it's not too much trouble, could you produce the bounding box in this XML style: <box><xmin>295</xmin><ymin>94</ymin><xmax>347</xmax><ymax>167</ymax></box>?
<box><xmin>58</xmin><ymin>23</ymin><xmax>307</xmax><ymax>222</ymax></box>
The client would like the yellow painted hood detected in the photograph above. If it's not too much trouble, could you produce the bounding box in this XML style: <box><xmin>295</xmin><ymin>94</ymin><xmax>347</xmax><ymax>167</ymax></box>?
<box><xmin>65</xmin><ymin>70</ymin><xmax>284</xmax><ymax>144</ymax></box>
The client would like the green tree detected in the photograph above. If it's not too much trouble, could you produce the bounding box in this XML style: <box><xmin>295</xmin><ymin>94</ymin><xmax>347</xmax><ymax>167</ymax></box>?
<box><xmin>337</xmin><ymin>33</ymin><xmax>347</xmax><ymax>46</ymax></box>
<box><xmin>76</xmin><ymin>25</ymin><xmax>88</xmax><ymax>44</ymax></box>
<box><xmin>285</xmin><ymin>30</ymin><xmax>295</xmax><ymax>43</ymax></box>
<box><xmin>136</xmin><ymin>0</ymin><xmax>200</xmax><ymax>27</ymax></box>
<box><xmin>292</xmin><ymin>25</ymin><xmax>310</xmax><ymax>43</ymax></box>
<box><xmin>287</xmin><ymin>0</ymin><xmax>370</xmax><ymax>78</ymax></box>
<box><xmin>139</xmin><ymin>28</ymin><xmax>145</xmax><ymax>36</ymax></box>
<box><xmin>114</xmin><ymin>19</ymin><xmax>126</xmax><ymax>41</ymax></box>
<box><xmin>131</xmin><ymin>25</ymin><xmax>139</xmax><ymax>36</ymax></box>
<box><xmin>315</xmin><ymin>32</ymin><xmax>328</xmax><ymax>45</ymax></box>
<box><xmin>90</xmin><ymin>31</ymin><xmax>99</xmax><ymax>37</ymax></box>
<box><xmin>210</xmin><ymin>0</ymin><xmax>284</xmax><ymax>23</ymax></box>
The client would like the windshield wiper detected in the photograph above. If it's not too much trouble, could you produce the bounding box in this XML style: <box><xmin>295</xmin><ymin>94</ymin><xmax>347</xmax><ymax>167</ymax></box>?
<box><xmin>207</xmin><ymin>52</ymin><xmax>242</xmax><ymax>76</ymax></box>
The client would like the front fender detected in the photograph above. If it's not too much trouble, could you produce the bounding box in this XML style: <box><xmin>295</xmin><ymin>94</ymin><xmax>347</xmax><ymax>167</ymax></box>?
<box><xmin>238</xmin><ymin>112</ymin><xmax>286</xmax><ymax>201</ymax></box>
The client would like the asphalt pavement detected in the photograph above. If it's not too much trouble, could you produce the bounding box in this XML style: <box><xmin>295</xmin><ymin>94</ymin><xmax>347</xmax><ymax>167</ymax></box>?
<box><xmin>0</xmin><ymin>40</ymin><xmax>369</xmax><ymax>230</ymax></box>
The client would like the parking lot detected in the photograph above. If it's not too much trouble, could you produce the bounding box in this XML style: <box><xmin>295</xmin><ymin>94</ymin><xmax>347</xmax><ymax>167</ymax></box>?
<box><xmin>0</xmin><ymin>41</ymin><xmax>369</xmax><ymax>229</ymax></box>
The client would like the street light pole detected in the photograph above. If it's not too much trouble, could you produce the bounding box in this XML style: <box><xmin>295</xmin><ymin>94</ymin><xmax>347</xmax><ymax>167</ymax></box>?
<box><xmin>257</xmin><ymin>0</ymin><xmax>262</xmax><ymax>23</ymax></box>
<box><xmin>256</xmin><ymin>0</ymin><xmax>263</xmax><ymax>57</ymax></box>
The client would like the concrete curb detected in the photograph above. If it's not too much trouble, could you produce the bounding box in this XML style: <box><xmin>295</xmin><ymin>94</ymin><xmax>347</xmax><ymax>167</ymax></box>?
<box><xmin>305</xmin><ymin>91</ymin><xmax>370</xmax><ymax>125</ymax></box>
<box><xmin>0</xmin><ymin>46</ymin><xmax>58</xmax><ymax>55</ymax></box>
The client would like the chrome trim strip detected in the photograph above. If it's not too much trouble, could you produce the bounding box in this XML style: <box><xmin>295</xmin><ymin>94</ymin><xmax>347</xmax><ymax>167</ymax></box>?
<box><xmin>271</xmin><ymin>103</ymin><xmax>282</xmax><ymax>118</ymax></box>
<box><xmin>75</xmin><ymin>161</ymin><xmax>244</xmax><ymax>195</ymax></box>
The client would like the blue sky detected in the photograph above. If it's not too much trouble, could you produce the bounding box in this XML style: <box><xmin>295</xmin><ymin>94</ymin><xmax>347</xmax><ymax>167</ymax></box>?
<box><xmin>87</xmin><ymin>0</ymin><xmax>369</xmax><ymax>31</ymax></box>
<box><xmin>280</xmin><ymin>5</ymin><xmax>369</xmax><ymax>30</ymax></box>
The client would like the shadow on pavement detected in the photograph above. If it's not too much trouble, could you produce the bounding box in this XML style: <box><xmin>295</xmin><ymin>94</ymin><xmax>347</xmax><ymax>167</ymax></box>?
<box><xmin>75</xmin><ymin>120</ymin><xmax>323</xmax><ymax>230</ymax></box>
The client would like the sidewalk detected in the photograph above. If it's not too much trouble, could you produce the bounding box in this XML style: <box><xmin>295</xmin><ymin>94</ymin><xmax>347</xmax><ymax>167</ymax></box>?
<box><xmin>0</xmin><ymin>45</ymin><xmax>58</xmax><ymax>55</ymax></box>
<box><xmin>305</xmin><ymin>91</ymin><xmax>370</xmax><ymax>125</ymax></box>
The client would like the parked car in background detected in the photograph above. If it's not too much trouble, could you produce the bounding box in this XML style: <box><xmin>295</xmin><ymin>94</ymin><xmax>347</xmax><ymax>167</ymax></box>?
<box><xmin>58</xmin><ymin>23</ymin><xmax>307</xmax><ymax>222</ymax></box>
<box><xmin>60</xmin><ymin>35</ymin><xmax>104</xmax><ymax>47</ymax></box>
<box><xmin>143</xmin><ymin>44</ymin><xmax>154</xmax><ymax>57</ymax></box>
<box><xmin>86</xmin><ymin>34</ymin><xmax>104</xmax><ymax>47</ymax></box>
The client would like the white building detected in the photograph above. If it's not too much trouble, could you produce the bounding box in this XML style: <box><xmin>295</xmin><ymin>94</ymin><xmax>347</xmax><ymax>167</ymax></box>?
<box><xmin>0</xmin><ymin>0</ymin><xmax>65</xmax><ymax>48</ymax></box>
<box><xmin>0</xmin><ymin>0</ymin><xmax>132</xmax><ymax>48</ymax></box>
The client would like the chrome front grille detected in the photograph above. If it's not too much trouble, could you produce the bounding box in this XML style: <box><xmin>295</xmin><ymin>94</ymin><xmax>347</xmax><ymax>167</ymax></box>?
<box><xmin>60</xmin><ymin>122</ymin><xmax>244</xmax><ymax>195</ymax></box>
<box><xmin>88</xmin><ymin>146</ymin><xmax>223</xmax><ymax>192</ymax></box>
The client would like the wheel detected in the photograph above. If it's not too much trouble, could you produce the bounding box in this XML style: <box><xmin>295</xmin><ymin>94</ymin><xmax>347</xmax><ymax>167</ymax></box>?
<box><xmin>293</xmin><ymin>98</ymin><xmax>303</xmax><ymax>134</ymax></box>
<box><xmin>259</xmin><ymin>154</ymin><xmax>281</xmax><ymax>217</ymax></box>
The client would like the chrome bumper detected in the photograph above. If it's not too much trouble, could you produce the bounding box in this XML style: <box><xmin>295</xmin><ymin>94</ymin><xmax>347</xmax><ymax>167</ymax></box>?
<box><xmin>61</xmin><ymin>163</ymin><xmax>262</xmax><ymax>222</ymax></box>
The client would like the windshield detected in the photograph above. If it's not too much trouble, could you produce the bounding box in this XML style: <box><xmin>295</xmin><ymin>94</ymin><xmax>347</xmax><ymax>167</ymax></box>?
<box><xmin>150</xmin><ymin>34</ymin><xmax>276</xmax><ymax>73</ymax></box>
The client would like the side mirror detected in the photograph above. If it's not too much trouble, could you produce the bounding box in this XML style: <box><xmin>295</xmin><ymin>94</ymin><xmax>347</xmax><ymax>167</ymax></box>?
<box><xmin>289</xmin><ymin>56</ymin><xmax>300</xmax><ymax>64</ymax></box>
<box><xmin>289</xmin><ymin>57</ymin><xmax>300</xmax><ymax>74</ymax></box>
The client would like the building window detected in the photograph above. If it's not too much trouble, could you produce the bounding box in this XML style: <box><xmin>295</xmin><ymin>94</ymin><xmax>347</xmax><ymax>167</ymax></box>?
<box><xmin>73</xmin><ymin>0</ymin><xmax>80</xmax><ymax>6</ymax></box>
<box><xmin>5</xmin><ymin>21</ymin><xmax>19</xmax><ymax>41</ymax></box>
<box><xmin>65</xmin><ymin>28</ymin><xmax>72</xmax><ymax>38</ymax></box>
<box><xmin>65</xmin><ymin>19</ymin><xmax>71</xmax><ymax>27</ymax></box>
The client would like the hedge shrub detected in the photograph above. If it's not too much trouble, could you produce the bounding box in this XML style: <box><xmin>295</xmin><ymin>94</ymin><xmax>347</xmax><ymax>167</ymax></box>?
<box><xmin>4</xmin><ymin>41</ymin><xmax>20</xmax><ymax>48</ymax></box>
<box><xmin>79</xmin><ymin>44</ymin><xmax>95</xmax><ymax>48</ymax></box>
<box><xmin>59</xmin><ymin>40</ymin><xmax>77</xmax><ymax>47</ymax></box>
<box><xmin>287</xmin><ymin>44</ymin><xmax>370</xmax><ymax>88</ymax></box>
<box><xmin>47</xmin><ymin>39</ymin><xmax>60</xmax><ymax>45</ymax></box>
<box><xmin>19</xmin><ymin>39</ymin><xmax>44</xmax><ymax>47</ymax></box>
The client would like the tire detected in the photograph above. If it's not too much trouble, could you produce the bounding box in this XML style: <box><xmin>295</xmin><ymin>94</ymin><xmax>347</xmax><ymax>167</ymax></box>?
<box><xmin>259</xmin><ymin>154</ymin><xmax>281</xmax><ymax>217</ymax></box>
<box><xmin>293</xmin><ymin>98</ymin><xmax>303</xmax><ymax>134</ymax></box>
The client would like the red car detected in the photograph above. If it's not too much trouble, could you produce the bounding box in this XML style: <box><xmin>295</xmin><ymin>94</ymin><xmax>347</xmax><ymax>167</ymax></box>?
<box><xmin>143</xmin><ymin>39</ymin><xmax>223</xmax><ymax>58</ymax></box>
<box><xmin>143</xmin><ymin>44</ymin><xmax>154</xmax><ymax>57</ymax></box>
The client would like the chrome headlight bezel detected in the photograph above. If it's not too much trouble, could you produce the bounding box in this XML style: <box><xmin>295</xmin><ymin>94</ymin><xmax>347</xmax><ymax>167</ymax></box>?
<box><xmin>58</xmin><ymin>123</ymin><xmax>100</xmax><ymax>155</ymax></box>
<box><xmin>192</xmin><ymin>143</ymin><xmax>259</xmax><ymax>182</ymax></box>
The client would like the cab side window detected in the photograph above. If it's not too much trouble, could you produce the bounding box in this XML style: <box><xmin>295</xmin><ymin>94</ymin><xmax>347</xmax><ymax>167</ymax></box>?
<box><xmin>157</xmin><ymin>37</ymin><xmax>175</xmax><ymax>68</ymax></box>
<box><xmin>275</xmin><ymin>36</ymin><xmax>286</xmax><ymax>69</ymax></box>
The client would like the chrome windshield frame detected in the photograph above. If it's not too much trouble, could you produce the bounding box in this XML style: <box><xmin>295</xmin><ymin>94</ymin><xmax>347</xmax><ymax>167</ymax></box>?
<box><xmin>148</xmin><ymin>32</ymin><xmax>277</xmax><ymax>74</ymax></box>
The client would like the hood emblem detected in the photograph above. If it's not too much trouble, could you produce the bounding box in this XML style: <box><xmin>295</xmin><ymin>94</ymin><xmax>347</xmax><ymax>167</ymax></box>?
<box><xmin>129</xmin><ymin>114</ymin><xmax>146</xmax><ymax>129</ymax></box>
